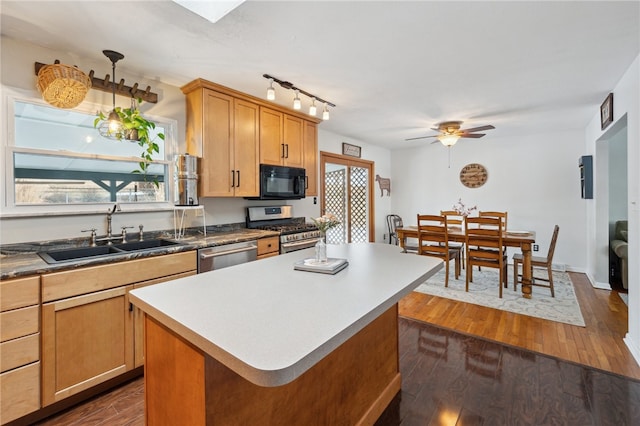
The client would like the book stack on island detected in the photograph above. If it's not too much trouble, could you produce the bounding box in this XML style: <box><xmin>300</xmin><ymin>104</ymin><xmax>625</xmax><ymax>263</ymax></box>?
<box><xmin>294</xmin><ymin>258</ymin><xmax>349</xmax><ymax>275</ymax></box>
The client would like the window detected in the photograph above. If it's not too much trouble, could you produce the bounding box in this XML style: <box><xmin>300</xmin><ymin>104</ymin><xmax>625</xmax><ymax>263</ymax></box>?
<box><xmin>4</xmin><ymin>96</ymin><xmax>177</xmax><ymax>213</ymax></box>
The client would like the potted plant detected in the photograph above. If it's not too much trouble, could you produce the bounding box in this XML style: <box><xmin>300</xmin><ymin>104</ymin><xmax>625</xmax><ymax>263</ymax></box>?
<box><xmin>94</xmin><ymin>98</ymin><xmax>165</xmax><ymax>186</ymax></box>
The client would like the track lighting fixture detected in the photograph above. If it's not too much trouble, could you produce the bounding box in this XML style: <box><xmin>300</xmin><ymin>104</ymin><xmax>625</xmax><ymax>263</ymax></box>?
<box><xmin>309</xmin><ymin>98</ymin><xmax>317</xmax><ymax>116</ymax></box>
<box><xmin>267</xmin><ymin>79</ymin><xmax>275</xmax><ymax>100</ymax></box>
<box><xmin>263</xmin><ymin>74</ymin><xmax>335</xmax><ymax>120</ymax></box>
<box><xmin>293</xmin><ymin>90</ymin><xmax>301</xmax><ymax>110</ymax></box>
<box><xmin>322</xmin><ymin>103</ymin><xmax>330</xmax><ymax>120</ymax></box>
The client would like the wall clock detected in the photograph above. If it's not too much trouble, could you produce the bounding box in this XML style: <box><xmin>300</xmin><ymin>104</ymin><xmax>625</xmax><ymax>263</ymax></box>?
<box><xmin>459</xmin><ymin>163</ymin><xmax>488</xmax><ymax>188</ymax></box>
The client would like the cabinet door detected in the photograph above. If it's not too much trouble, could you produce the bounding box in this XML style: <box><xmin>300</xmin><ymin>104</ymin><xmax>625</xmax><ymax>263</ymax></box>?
<box><xmin>283</xmin><ymin>114</ymin><xmax>304</xmax><ymax>168</ymax></box>
<box><xmin>41</xmin><ymin>286</ymin><xmax>133</xmax><ymax>406</ymax></box>
<box><xmin>260</xmin><ymin>107</ymin><xmax>284</xmax><ymax>166</ymax></box>
<box><xmin>202</xmin><ymin>90</ymin><xmax>234</xmax><ymax>197</ymax></box>
<box><xmin>303</xmin><ymin>121</ymin><xmax>318</xmax><ymax>196</ymax></box>
<box><xmin>234</xmin><ymin>99</ymin><xmax>260</xmax><ymax>197</ymax></box>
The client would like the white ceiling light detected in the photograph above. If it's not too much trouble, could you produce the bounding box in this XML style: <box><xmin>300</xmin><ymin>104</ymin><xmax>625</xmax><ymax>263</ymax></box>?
<box><xmin>262</xmin><ymin>74</ymin><xmax>336</xmax><ymax>118</ymax></box>
<box><xmin>293</xmin><ymin>90</ymin><xmax>301</xmax><ymax>110</ymax></box>
<box><xmin>172</xmin><ymin>1</ymin><xmax>245</xmax><ymax>24</ymax></box>
<box><xmin>266</xmin><ymin>79</ymin><xmax>275</xmax><ymax>100</ymax></box>
<box><xmin>309</xmin><ymin>98</ymin><xmax>317</xmax><ymax>116</ymax></box>
<box><xmin>437</xmin><ymin>134</ymin><xmax>460</xmax><ymax>146</ymax></box>
<box><xmin>322</xmin><ymin>103</ymin><xmax>330</xmax><ymax>120</ymax></box>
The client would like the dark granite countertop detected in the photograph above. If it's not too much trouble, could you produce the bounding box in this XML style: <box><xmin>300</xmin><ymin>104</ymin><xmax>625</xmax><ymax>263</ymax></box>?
<box><xmin>0</xmin><ymin>227</ymin><xmax>279</xmax><ymax>280</ymax></box>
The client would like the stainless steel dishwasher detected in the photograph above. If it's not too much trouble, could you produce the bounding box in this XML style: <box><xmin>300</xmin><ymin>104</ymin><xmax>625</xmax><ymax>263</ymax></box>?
<box><xmin>198</xmin><ymin>241</ymin><xmax>258</xmax><ymax>273</ymax></box>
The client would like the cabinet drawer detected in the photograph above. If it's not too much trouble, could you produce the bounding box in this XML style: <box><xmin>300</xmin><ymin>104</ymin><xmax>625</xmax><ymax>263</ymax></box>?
<box><xmin>0</xmin><ymin>276</ymin><xmax>40</xmax><ymax>312</ymax></box>
<box><xmin>257</xmin><ymin>236</ymin><xmax>279</xmax><ymax>256</ymax></box>
<box><xmin>42</xmin><ymin>251</ymin><xmax>197</xmax><ymax>302</ymax></box>
<box><xmin>0</xmin><ymin>305</ymin><xmax>39</xmax><ymax>343</ymax></box>
<box><xmin>1</xmin><ymin>333</ymin><xmax>39</xmax><ymax>373</ymax></box>
<box><xmin>0</xmin><ymin>361</ymin><xmax>40</xmax><ymax>424</ymax></box>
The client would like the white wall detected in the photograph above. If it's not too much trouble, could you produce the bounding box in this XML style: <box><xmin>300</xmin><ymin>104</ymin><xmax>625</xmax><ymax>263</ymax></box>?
<box><xmin>585</xmin><ymin>55</ymin><xmax>640</xmax><ymax>364</ymax></box>
<box><xmin>391</xmin><ymin>129</ymin><xmax>587</xmax><ymax>270</ymax></box>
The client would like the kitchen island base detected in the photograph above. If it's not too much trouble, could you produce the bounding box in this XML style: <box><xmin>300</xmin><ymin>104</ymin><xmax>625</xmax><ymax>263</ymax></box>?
<box><xmin>144</xmin><ymin>304</ymin><xmax>401</xmax><ymax>425</ymax></box>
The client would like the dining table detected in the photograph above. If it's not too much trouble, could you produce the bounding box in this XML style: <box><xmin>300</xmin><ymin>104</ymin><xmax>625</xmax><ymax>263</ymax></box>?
<box><xmin>396</xmin><ymin>226</ymin><xmax>537</xmax><ymax>298</ymax></box>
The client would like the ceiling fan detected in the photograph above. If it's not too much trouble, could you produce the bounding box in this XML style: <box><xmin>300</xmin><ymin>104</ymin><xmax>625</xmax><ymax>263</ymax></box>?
<box><xmin>405</xmin><ymin>121</ymin><xmax>495</xmax><ymax>146</ymax></box>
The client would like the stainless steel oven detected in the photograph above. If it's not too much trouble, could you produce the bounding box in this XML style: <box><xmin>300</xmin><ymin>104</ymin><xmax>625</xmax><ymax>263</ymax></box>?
<box><xmin>246</xmin><ymin>205</ymin><xmax>320</xmax><ymax>254</ymax></box>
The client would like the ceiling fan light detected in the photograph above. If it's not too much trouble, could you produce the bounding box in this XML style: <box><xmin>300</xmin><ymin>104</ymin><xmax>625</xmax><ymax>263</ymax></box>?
<box><xmin>438</xmin><ymin>134</ymin><xmax>460</xmax><ymax>147</ymax></box>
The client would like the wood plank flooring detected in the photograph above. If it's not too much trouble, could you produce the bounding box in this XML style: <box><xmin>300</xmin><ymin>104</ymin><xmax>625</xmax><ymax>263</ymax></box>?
<box><xmin>31</xmin><ymin>272</ymin><xmax>640</xmax><ymax>425</ymax></box>
<box><xmin>399</xmin><ymin>272</ymin><xmax>640</xmax><ymax>380</ymax></box>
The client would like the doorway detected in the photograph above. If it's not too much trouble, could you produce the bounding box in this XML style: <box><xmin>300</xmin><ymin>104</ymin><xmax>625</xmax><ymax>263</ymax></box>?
<box><xmin>319</xmin><ymin>151</ymin><xmax>375</xmax><ymax>244</ymax></box>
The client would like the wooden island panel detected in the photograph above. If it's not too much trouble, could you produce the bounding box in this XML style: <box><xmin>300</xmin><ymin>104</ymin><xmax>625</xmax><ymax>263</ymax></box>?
<box><xmin>144</xmin><ymin>305</ymin><xmax>400</xmax><ymax>426</ymax></box>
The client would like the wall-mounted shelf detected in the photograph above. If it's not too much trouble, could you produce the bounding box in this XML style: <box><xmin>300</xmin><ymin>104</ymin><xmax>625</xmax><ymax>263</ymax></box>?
<box><xmin>35</xmin><ymin>60</ymin><xmax>158</xmax><ymax>104</ymax></box>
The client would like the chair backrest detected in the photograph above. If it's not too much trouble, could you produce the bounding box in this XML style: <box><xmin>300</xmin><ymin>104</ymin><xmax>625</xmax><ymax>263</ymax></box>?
<box><xmin>478</xmin><ymin>211</ymin><xmax>508</xmax><ymax>231</ymax></box>
<box><xmin>417</xmin><ymin>214</ymin><xmax>450</xmax><ymax>257</ymax></box>
<box><xmin>465</xmin><ymin>216</ymin><xmax>504</xmax><ymax>254</ymax></box>
<box><xmin>546</xmin><ymin>225</ymin><xmax>560</xmax><ymax>261</ymax></box>
<box><xmin>386</xmin><ymin>214</ymin><xmax>404</xmax><ymax>244</ymax></box>
<box><xmin>440</xmin><ymin>210</ymin><xmax>464</xmax><ymax>227</ymax></box>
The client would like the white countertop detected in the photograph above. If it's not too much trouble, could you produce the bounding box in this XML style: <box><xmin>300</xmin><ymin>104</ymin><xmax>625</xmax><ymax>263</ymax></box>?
<box><xmin>129</xmin><ymin>243</ymin><xmax>442</xmax><ymax>387</ymax></box>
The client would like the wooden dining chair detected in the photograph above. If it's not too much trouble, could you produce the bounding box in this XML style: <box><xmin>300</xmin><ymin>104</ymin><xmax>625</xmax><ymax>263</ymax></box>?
<box><xmin>465</xmin><ymin>216</ymin><xmax>508</xmax><ymax>298</ymax></box>
<box><xmin>441</xmin><ymin>210</ymin><xmax>465</xmax><ymax>268</ymax></box>
<box><xmin>417</xmin><ymin>214</ymin><xmax>460</xmax><ymax>287</ymax></box>
<box><xmin>478</xmin><ymin>211</ymin><xmax>508</xmax><ymax>230</ymax></box>
<box><xmin>513</xmin><ymin>225</ymin><xmax>559</xmax><ymax>297</ymax></box>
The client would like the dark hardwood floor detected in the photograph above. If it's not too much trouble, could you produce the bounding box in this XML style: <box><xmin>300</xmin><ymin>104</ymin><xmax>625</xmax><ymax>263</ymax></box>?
<box><xmin>33</xmin><ymin>272</ymin><xmax>640</xmax><ymax>425</ymax></box>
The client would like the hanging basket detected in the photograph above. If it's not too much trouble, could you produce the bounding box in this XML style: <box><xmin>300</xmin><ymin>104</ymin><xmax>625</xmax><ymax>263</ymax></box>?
<box><xmin>37</xmin><ymin>63</ymin><xmax>92</xmax><ymax>109</ymax></box>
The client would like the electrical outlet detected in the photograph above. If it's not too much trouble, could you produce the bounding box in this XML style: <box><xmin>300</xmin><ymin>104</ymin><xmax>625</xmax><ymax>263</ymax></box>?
<box><xmin>533</xmin><ymin>244</ymin><xmax>539</xmax><ymax>252</ymax></box>
<box><xmin>313</xmin><ymin>197</ymin><xmax>317</xmax><ymax>205</ymax></box>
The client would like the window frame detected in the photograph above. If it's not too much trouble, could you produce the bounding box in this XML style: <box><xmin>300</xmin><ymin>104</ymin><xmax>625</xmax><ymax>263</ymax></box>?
<box><xmin>1</xmin><ymin>88</ymin><xmax>179</xmax><ymax>217</ymax></box>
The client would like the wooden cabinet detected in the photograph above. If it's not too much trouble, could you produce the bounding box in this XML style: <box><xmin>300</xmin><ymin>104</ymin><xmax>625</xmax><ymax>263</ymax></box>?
<box><xmin>257</xmin><ymin>236</ymin><xmax>280</xmax><ymax>260</ymax></box>
<box><xmin>303</xmin><ymin>121</ymin><xmax>318</xmax><ymax>196</ymax></box>
<box><xmin>182</xmin><ymin>79</ymin><xmax>320</xmax><ymax>198</ymax></box>
<box><xmin>40</xmin><ymin>251</ymin><xmax>197</xmax><ymax>406</ymax></box>
<box><xmin>1</xmin><ymin>276</ymin><xmax>41</xmax><ymax>424</ymax></box>
<box><xmin>184</xmin><ymin>88</ymin><xmax>259</xmax><ymax>197</ymax></box>
<box><xmin>260</xmin><ymin>107</ymin><xmax>304</xmax><ymax>168</ymax></box>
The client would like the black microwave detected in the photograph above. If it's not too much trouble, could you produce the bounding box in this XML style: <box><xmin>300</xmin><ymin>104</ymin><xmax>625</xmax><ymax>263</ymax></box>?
<box><xmin>249</xmin><ymin>164</ymin><xmax>306</xmax><ymax>200</ymax></box>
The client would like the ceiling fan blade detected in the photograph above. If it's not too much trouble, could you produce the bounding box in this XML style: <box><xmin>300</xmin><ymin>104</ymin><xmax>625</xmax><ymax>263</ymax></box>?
<box><xmin>460</xmin><ymin>125</ymin><xmax>495</xmax><ymax>133</ymax></box>
<box><xmin>459</xmin><ymin>133</ymin><xmax>486</xmax><ymax>138</ymax></box>
<box><xmin>405</xmin><ymin>135</ymin><xmax>438</xmax><ymax>141</ymax></box>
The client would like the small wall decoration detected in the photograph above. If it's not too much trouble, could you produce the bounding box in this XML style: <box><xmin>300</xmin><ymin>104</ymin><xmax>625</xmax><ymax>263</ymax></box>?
<box><xmin>600</xmin><ymin>92</ymin><xmax>613</xmax><ymax>130</ymax></box>
<box><xmin>342</xmin><ymin>142</ymin><xmax>361</xmax><ymax>158</ymax></box>
<box><xmin>375</xmin><ymin>174</ymin><xmax>391</xmax><ymax>196</ymax></box>
<box><xmin>459</xmin><ymin>163</ymin><xmax>488</xmax><ymax>188</ymax></box>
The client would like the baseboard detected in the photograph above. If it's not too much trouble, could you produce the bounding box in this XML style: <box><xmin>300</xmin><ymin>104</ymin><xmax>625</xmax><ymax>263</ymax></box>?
<box><xmin>624</xmin><ymin>333</ymin><xmax>640</xmax><ymax>368</ymax></box>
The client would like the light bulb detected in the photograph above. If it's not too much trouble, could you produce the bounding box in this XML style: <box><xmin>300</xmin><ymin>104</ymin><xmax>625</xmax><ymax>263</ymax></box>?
<box><xmin>107</xmin><ymin>110</ymin><xmax>122</xmax><ymax>134</ymax></box>
<box><xmin>293</xmin><ymin>90</ymin><xmax>301</xmax><ymax>110</ymax></box>
<box><xmin>309</xmin><ymin>98</ymin><xmax>317</xmax><ymax>116</ymax></box>
<box><xmin>322</xmin><ymin>104</ymin><xmax>330</xmax><ymax>120</ymax></box>
<box><xmin>267</xmin><ymin>79</ymin><xmax>275</xmax><ymax>100</ymax></box>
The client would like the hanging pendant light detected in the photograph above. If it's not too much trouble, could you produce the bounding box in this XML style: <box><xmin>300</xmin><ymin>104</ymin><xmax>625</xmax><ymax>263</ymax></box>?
<box><xmin>97</xmin><ymin>50</ymin><xmax>125</xmax><ymax>140</ymax></box>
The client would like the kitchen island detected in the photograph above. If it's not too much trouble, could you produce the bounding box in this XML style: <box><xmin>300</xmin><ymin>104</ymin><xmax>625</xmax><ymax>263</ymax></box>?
<box><xmin>129</xmin><ymin>243</ymin><xmax>442</xmax><ymax>425</ymax></box>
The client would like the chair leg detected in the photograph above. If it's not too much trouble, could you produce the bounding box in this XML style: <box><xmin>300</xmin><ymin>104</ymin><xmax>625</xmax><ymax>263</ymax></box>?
<box><xmin>547</xmin><ymin>264</ymin><xmax>554</xmax><ymax>297</ymax></box>
<box><xmin>444</xmin><ymin>258</ymin><xmax>449</xmax><ymax>287</ymax></box>
<box><xmin>499</xmin><ymin>265</ymin><xmax>503</xmax><ymax>298</ymax></box>
<box><xmin>465</xmin><ymin>263</ymin><xmax>471</xmax><ymax>292</ymax></box>
<box><xmin>513</xmin><ymin>259</ymin><xmax>519</xmax><ymax>290</ymax></box>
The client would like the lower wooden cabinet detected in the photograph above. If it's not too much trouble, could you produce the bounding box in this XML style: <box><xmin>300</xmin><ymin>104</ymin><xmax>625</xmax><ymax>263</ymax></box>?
<box><xmin>40</xmin><ymin>251</ymin><xmax>197</xmax><ymax>407</ymax></box>
<box><xmin>0</xmin><ymin>275</ymin><xmax>41</xmax><ymax>424</ymax></box>
<box><xmin>257</xmin><ymin>236</ymin><xmax>280</xmax><ymax>259</ymax></box>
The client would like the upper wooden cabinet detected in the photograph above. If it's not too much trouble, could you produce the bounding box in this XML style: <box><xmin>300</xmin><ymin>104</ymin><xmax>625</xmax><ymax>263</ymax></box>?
<box><xmin>259</xmin><ymin>107</ymin><xmax>304</xmax><ymax>168</ymax></box>
<box><xmin>184</xmin><ymin>88</ymin><xmax>259</xmax><ymax>197</ymax></box>
<box><xmin>181</xmin><ymin>79</ymin><xmax>320</xmax><ymax>198</ymax></box>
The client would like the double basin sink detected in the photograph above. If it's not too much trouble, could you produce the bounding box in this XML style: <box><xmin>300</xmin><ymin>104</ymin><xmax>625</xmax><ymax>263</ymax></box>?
<box><xmin>39</xmin><ymin>239</ymin><xmax>183</xmax><ymax>264</ymax></box>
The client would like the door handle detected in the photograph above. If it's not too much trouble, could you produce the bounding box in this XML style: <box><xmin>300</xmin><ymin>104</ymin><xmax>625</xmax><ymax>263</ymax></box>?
<box><xmin>236</xmin><ymin>170</ymin><xmax>240</xmax><ymax>187</ymax></box>
<box><xmin>285</xmin><ymin>144</ymin><xmax>289</xmax><ymax>158</ymax></box>
<box><xmin>231</xmin><ymin>170</ymin><xmax>235</xmax><ymax>187</ymax></box>
<box><xmin>281</xmin><ymin>143</ymin><xmax>285</xmax><ymax>158</ymax></box>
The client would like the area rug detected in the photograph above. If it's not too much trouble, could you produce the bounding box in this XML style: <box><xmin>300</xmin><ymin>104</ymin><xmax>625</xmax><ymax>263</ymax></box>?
<box><xmin>414</xmin><ymin>265</ymin><xmax>586</xmax><ymax>327</ymax></box>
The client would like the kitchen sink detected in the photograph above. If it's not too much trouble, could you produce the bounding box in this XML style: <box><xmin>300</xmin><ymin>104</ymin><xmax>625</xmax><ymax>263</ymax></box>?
<box><xmin>113</xmin><ymin>239</ymin><xmax>182</xmax><ymax>251</ymax></box>
<box><xmin>39</xmin><ymin>245</ymin><xmax>125</xmax><ymax>264</ymax></box>
<box><xmin>38</xmin><ymin>239</ymin><xmax>183</xmax><ymax>264</ymax></box>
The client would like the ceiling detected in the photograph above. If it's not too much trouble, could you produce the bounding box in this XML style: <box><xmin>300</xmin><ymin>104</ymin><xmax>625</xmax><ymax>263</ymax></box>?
<box><xmin>1</xmin><ymin>1</ymin><xmax>639</xmax><ymax>150</ymax></box>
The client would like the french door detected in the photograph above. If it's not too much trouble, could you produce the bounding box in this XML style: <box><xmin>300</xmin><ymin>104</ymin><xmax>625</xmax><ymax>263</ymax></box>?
<box><xmin>320</xmin><ymin>151</ymin><xmax>374</xmax><ymax>244</ymax></box>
